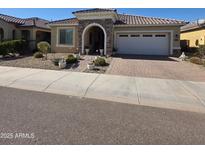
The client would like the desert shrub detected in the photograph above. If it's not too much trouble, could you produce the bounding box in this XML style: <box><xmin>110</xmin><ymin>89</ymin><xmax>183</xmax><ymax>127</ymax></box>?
<box><xmin>93</xmin><ymin>57</ymin><xmax>107</xmax><ymax>66</ymax></box>
<box><xmin>66</xmin><ymin>54</ymin><xmax>77</xmax><ymax>64</ymax></box>
<box><xmin>14</xmin><ymin>40</ymin><xmax>27</xmax><ymax>54</ymax></box>
<box><xmin>187</xmin><ymin>46</ymin><xmax>205</xmax><ymax>58</ymax></box>
<box><xmin>198</xmin><ymin>45</ymin><xmax>205</xmax><ymax>58</ymax></box>
<box><xmin>52</xmin><ymin>58</ymin><xmax>61</xmax><ymax>66</ymax></box>
<box><xmin>173</xmin><ymin>49</ymin><xmax>182</xmax><ymax>57</ymax></box>
<box><xmin>0</xmin><ymin>40</ymin><xmax>27</xmax><ymax>56</ymax></box>
<box><xmin>33</xmin><ymin>52</ymin><xmax>43</xmax><ymax>58</ymax></box>
<box><xmin>37</xmin><ymin>41</ymin><xmax>50</xmax><ymax>59</ymax></box>
<box><xmin>190</xmin><ymin>57</ymin><xmax>203</xmax><ymax>65</ymax></box>
<box><xmin>0</xmin><ymin>42</ymin><xmax>9</xmax><ymax>56</ymax></box>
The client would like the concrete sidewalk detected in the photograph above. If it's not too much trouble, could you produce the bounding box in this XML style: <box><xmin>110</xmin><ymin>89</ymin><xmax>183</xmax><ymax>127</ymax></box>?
<box><xmin>0</xmin><ymin>66</ymin><xmax>205</xmax><ymax>113</ymax></box>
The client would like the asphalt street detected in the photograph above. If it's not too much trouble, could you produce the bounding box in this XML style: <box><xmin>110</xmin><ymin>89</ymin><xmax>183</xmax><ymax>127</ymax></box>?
<box><xmin>0</xmin><ymin>86</ymin><xmax>205</xmax><ymax>144</ymax></box>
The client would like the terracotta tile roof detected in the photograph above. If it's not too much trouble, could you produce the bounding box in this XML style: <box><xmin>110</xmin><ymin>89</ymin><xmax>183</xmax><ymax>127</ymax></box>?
<box><xmin>115</xmin><ymin>14</ymin><xmax>186</xmax><ymax>25</ymax></box>
<box><xmin>21</xmin><ymin>17</ymin><xmax>50</xmax><ymax>29</ymax></box>
<box><xmin>73</xmin><ymin>8</ymin><xmax>117</xmax><ymax>14</ymax></box>
<box><xmin>0</xmin><ymin>13</ymin><xmax>25</xmax><ymax>24</ymax></box>
<box><xmin>49</xmin><ymin>18</ymin><xmax>78</xmax><ymax>25</ymax></box>
<box><xmin>181</xmin><ymin>20</ymin><xmax>205</xmax><ymax>32</ymax></box>
<box><xmin>0</xmin><ymin>14</ymin><xmax>50</xmax><ymax>30</ymax></box>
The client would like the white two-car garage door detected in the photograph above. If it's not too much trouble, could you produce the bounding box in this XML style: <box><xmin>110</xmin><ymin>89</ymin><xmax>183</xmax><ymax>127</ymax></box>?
<box><xmin>116</xmin><ymin>33</ymin><xmax>170</xmax><ymax>55</ymax></box>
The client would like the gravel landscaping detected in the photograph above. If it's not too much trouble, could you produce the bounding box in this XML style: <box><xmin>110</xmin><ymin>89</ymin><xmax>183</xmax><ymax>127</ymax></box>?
<box><xmin>0</xmin><ymin>53</ymin><xmax>112</xmax><ymax>73</ymax></box>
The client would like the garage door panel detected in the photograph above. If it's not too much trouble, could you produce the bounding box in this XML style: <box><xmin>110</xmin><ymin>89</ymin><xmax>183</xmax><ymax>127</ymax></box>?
<box><xmin>116</xmin><ymin>33</ymin><xmax>169</xmax><ymax>55</ymax></box>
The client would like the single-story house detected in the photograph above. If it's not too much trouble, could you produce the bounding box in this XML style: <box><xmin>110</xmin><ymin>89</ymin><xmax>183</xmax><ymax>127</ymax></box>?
<box><xmin>181</xmin><ymin>19</ymin><xmax>205</xmax><ymax>47</ymax></box>
<box><xmin>49</xmin><ymin>8</ymin><xmax>186</xmax><ymax>56</ymax></box>
<box><xmin>0</xmin><ymin>13</ymin><xmax>51</xmax><ymax>51</ymax></box>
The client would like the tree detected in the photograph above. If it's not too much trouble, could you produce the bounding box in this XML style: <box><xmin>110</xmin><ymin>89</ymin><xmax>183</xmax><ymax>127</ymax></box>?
<box><xmin>37</xmin><ymin>41</ymin><xmax>51</xmax><ymax>60</ymax></box>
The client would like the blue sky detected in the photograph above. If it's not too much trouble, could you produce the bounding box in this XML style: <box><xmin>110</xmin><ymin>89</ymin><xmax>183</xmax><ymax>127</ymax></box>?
<box><xmin>0</xmin><ymin>8</ymin><xmax>205</xmax><ymax>22</ymax></box>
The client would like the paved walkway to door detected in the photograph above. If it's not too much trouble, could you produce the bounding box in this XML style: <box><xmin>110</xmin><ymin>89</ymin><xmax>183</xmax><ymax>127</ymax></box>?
<box><xmin>106</xmin><ymin>55</ymin><xmax>205</xmax><ymax>82</ymax></box>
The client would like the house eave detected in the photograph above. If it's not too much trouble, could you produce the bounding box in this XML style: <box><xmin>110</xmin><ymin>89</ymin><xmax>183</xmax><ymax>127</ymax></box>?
<box><xmin>17</xmin><ymin>25</ymin><xmax>51</xmax><ymax>30</ymax></box>
<box><xmin>74</xmin><ymin>12</ymin><xmax>118</xmax><ymax>22</ymax></box>
<box><xmin>114</xmin><ymin>24</ymin><xmax>185</xmax><ymax>27</ymax></box>
<box><xmin>48</xmin><ymin>23</ymin><xmax>79</xmax><ymax>27</ymax></box>
<box><xmin>180</xmin><ymin>26</ymin><xmax>205</xmax><ymax>33</ymax></box>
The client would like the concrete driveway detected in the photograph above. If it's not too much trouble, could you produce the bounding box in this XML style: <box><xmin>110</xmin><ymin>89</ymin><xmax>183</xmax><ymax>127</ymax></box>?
<box><xmin>106</xmin><ymin>55</ymin><xmax>205</xmax><ymax>82</ymax></box>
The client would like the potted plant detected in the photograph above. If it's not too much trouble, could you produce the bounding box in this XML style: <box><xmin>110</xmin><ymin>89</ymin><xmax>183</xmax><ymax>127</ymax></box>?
<box><xmin>99</xmin><ymin>49</ymin><xmax>104</xmax><ymax>56</ymax></box>
<box><xmin>87</xmin><ymin>62</ymin><xmax>95</xmax><ymax>70</ymax></box>
<box><xmin>85</xmin><ymin>46</ymin><xmax>90</xmax><ymax>55</ymax></box>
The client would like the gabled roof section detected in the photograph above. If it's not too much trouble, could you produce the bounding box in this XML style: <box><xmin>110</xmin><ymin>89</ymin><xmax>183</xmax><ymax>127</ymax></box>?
<box><xmin>0</xmin><ymin>13</ymin><xmax>50</xmax><ymax>30</ymax></box>
<box><xmin>48</xmin><ymin>18</ymin><xmax>78</xmax><ymax>25</ymax></box>
<box><xmin>72</xmin><ymin>8</ymin><xmax>117</xmax><ymax>14</ymax></box>
<box><xmin>115</xmin><ymin>14</ymin><xmax>186</xmax><ymax>26</ymax></box>
<box><xmin>181</xmin><ymin>19</ymin><xmax>205</xmax><ymax>32</ymax></box>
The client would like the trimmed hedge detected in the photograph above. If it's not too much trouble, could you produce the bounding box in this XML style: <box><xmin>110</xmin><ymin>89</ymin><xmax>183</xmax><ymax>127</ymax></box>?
<box><xmin>0</xmin><ymin>40</ymin><xmax>27</xmax><ymax>56</ymax></box>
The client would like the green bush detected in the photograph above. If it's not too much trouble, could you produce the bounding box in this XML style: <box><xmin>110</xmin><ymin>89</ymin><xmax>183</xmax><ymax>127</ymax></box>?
<box><xmin>52</xmin><ymin>58</ymin><xmax>61</xmax><ymax>66</ymax></box>
<box><xmin>66</xmin><ymin>54</ymin><xmax>77</xmax><ymax>64</ymax></box>
<box><xmin>14</xmin><ymin>40</ymin><xmax>27</xmax><ymax>54</ymax></box>
<box><xmin>37</xmin><ymin>41</ymin><xmax>51</xmax><ymax>59</ymax></box>
<box><xmin>33</xmin><ymin>52</ymin><xmax>43</xmax><ymax>58</ymax></box>
<box><xmin>0</xmin><ymin>42</ymin><xmax>8</xmax><ymax>56</ymax></box>
<box><xmin>190</xmin><ymin>57</ymin><xmax>203</xmax><ymax>65</ymax></box>
<box><xmin>93</xmin><ymin>57</ymin><xmax>107</xmax><ymax>66</ymax></box>
<box><xmin>0</xmin><ymin>40</ymin><xmax>27</xmax><ymax>56</ymax></box>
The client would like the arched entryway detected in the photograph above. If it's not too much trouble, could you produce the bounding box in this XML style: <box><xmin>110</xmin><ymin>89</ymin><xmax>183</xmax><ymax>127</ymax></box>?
<box><xmin>0</xmin><ymin>28</ymin><xmax>4</xmax><ymax>42</ymax></box>
<box><xmin>82</xmin><ymin>23</ymin><xmax>107</xmax><ymax>55</ymax></box>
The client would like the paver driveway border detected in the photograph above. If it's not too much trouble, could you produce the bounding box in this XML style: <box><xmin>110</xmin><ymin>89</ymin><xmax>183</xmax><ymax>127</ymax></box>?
<box><xmin>0</xmin><ymin>66</ymin><xmax>205</xmax><ymax>113</ymax></box>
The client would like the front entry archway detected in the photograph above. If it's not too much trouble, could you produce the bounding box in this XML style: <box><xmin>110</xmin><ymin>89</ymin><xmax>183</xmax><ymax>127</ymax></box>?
<box><xmin>82</xmin><ymin>23</ymin><xmax>107</xmax><ymax>55</ymax></box>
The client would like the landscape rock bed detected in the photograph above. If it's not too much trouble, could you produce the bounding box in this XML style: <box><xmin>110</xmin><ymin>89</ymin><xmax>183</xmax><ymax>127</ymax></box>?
<box><xmin>0</xmin><ymin>53</ymin><xmax>112</xmax><ymax>73</ymax></box>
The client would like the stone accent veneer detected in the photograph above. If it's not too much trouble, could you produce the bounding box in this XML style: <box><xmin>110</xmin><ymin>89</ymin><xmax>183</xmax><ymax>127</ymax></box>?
<box><xmin>78</xmin><ymin>19</ymin><xmax>114</xmax><ymax>55</ymax></box>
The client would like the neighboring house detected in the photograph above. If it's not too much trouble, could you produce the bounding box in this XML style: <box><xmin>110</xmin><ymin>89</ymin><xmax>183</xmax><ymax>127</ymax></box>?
<box><xmin>181</xmin><ymin>19</ymin><xmax>205</xmax><ymax>48</ymax></box>
<box><xmin>0</xmin><ymin>14</ymin><xmax>51</xmax><ymax>51</ymax></box>
<box><xmin>49</xmin><ymin>8</ymin><xmax>186</xmax><ymax>56</ymax></box>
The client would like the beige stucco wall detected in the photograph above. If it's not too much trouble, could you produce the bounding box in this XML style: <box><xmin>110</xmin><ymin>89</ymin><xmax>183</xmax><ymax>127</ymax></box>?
<box><xmin>113</xmin><ymin>26</ymin><xmax>181</xmax><ymax>50</ymax></box>
<box><xmin>50</xmin><ymin>25</ymin><xmax>78</xmax><ymax>53</ymax></box>
<box><xmin>181</xmin><ymin>29</ymin><xmax>205</xmax><ymax>47</ymax></box>
<box><xmin>0</xmin><ymin>19</ymin><xmax>22</xmax><ymax>40</ymax></box>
